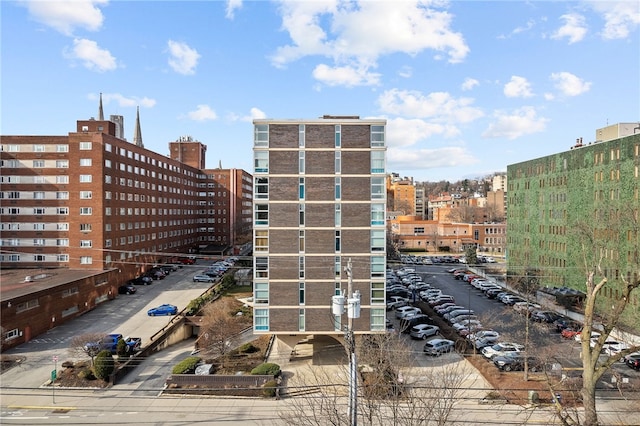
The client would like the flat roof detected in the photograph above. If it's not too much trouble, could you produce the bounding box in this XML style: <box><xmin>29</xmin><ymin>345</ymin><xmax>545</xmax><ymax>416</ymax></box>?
<box><xmin>0</xmin><ymin>268</ymin><xmax>112</xmax><ymax>302</ymax></box>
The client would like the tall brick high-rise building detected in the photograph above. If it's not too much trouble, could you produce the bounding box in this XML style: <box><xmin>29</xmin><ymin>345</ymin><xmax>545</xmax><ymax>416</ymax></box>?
<box><xmin>251</xmin><ymin>116</ymin><xmax>387</xmax><ymax>344</ymax></box>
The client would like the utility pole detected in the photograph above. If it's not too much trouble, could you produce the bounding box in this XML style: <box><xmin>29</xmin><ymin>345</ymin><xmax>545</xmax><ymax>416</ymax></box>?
<box><xmin>331</xmin><ymin>258</ymin><xmax>360</xmax><ymax>426</ymax></box>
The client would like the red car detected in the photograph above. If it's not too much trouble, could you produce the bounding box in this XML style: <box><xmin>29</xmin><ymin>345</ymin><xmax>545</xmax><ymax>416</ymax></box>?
<box><xmin>561</xmin><ymin>328</ymin><xmax>580</xmax><ymax>339</ymax></box>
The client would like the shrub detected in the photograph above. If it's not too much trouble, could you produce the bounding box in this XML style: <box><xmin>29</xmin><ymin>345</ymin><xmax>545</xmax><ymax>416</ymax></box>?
<box><xmin>93</xmin><ymin>350</ymin><xmax>115</xmax><ymax>380</ymax></box>
<box><xmin>116</xmin><ymin>338</ymin><xmax>128</xmax><ymax>357</ymax></box>
<box><xmin>61</xmin><ymin>360</ymin><xmax>74</xmax><ymax>368</ymax></box>
<box><xmin>172</xmin><ymin>356</ymin><xmax>202</xmax><ymax>374</ymax></box>
<box><xmin>262</xmin><ymin>379</ymin><xmax>278</xmax><ymax>397</ymax></box>
<box><xmin>78</xmin><ymin>368</ymin><xmax>96</xmax><ymax>380</ymax></box>
<box><xmin>238</xmin><ymin>343</ymin><xmax>259</xmax><ymax>354</ymax></box>
<box><xmin>250</xmin><ymin>362</ymin><xmax>280</xmax><ymax>376</ymax></box>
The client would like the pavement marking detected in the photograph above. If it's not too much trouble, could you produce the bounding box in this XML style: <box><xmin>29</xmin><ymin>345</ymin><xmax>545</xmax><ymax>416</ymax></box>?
<box><xmin>7</xmin><ymin>405</ymin><xmax>76</xmax><ymax>411</ymax></box>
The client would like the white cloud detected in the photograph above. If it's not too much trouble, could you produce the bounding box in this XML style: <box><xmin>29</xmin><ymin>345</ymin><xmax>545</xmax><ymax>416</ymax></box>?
<box><xmin>386</xmin><ymin>117</ymin><xmax>461</xmax><ymax>148</ymax></box>
<box><xmin>461</xmin><ymin>78</ymin><xmax>479</xmax><ymax>91</ymax></box>
<box><xmin>312</xmin><ymin>63</ymin><xmax>381</xmax><ymax>87</ymax></box>
<box><xmin>387</xmin><ymin>146</ymin><xmax>479</xmax><ymax>171</ymax></box>
<box><xmin>550</xmin><ymin>72</ymin><xmax>591</xmax><ymax>96</ymax></box>
<box><xmin>187</xmin><ymin>105</ymin><xmax>217</xmax><ymax>121</ymax></box>
<box><xmin>270</xmin><ymin>0</ymin><xmax>469</xmax><ymax>86</ymax></box>
<box><xmin>24</xmin><ymin>0</ymin><xmax>107</xmax><ymax>36</ymax></box>
<box><xmin>225</xmin><ymin>0</ymin><xmax>242</xmax><ymax>20</ymax></box>
<box><xmin>378</xmin><ymin>89</ymin><xmax>483</xmax><ymax>124</ymax></box>
<box><xmin>498</xmin><ymin>19</ymin><xmax>536</xmax><ymax>39</ymax></box>
<box><xmin>589</xmin><ymin>1</ymin><xmax>640</xmax><ymax>40</ymax></box>
<box><xmin>63</xmin><ymin>38</ymin><xmax>117</xmax><ymax>72</ymax></box>
<box><xmin>551</xmin><ymin>13</ymin><xmax>588</xmax><ymax>44</ymax></box>
<box><xmin>231</xmin><ymin>107</ymin><xmax>267</xmax><ymax>122</ymax></box>
<box><xmin>482</xmin><ymin>106</ymin><xmax>548</xmax><ymax>140</ymax></box>
<box><xmin>167</xmin><ymin>40</ymin><xmax>200</xmax><ymax>75</ymax></box>
<box><xmin>95</xmin><ymin>93</ymin><xmax>156</xmax><ymax>108</ymax></box>
<box><xmin>503</xmin><ymin>76</ymin><xmax>533</xmax><ymax>98</ymax></box>
<box><xmin>398</xmin><ymin>66</ymin><xmax>413</xmax><ymax>79</ymax></box>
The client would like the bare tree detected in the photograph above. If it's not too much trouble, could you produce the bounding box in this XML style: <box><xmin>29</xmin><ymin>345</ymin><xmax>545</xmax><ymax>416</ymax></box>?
<box><xmin>68</xmin><ymin>332</ymin><xmax>108</xmax><ymax>366</ymax></box>
<box><xmin>197</xmin><ymin>298</ymin><xmax>250</xmax><ymax>367</ymax></box>
<box><xmin>561</xmin><ymin>220</ymin><xmax>640</xmax><ymax>426</ymax></box>
<box><xmin>279</xmin><ymin>332</ymin><xmax>472</xmax><ymax>425</ymax></box>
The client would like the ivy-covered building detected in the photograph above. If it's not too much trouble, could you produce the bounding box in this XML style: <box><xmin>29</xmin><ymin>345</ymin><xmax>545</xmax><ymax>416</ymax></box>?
<box><xmin>507</xmin><ymin>124</ymin><xmax>640</xmax><ymax>329</ymax></box>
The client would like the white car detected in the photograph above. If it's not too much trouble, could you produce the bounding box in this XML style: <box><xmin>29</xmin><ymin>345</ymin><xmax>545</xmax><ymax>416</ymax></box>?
<box><xmin>590</xmin><ymin>338</ymin><xmax>630</xmax><ymax>356</ymax></box>
<box><xmin>468</xmin><ymin>330</ymin><xmax>500</xmax><ymax>343</ymax></box>
<box><xmin>409</xmin><ymin>324</ymin><xmax>440</xmax><ymax>340</ymax></box>
<box><xmin>453</xmin><ymin>320</ymin><xmax>482</xmax><ymax>332</ymax></box>
<box><xmin>482</xmin><ymin>342</ymin><xmax>524</xmax><ymax>359</ymax></box>
<box><xmin>395</xmin><ymin>306</ymin><xmax>422</xmax><ymax>319</ymax></box>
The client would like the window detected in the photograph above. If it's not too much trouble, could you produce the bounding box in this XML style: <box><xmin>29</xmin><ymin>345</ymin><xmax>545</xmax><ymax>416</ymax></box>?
<box><xmin>254</xmin><ymin>282</ymin><xmax>269</xmax><ymax>304</ymax></box>
<box><xmin>80</xmin><ymin>158</ymin><xmax>92</xmax><ymax>166</ymax></box>
<box><xmin>4</xmin><ymin>328</ymin><xmax>19</xmax><ymax>341</ymax></box>
<box><xmin>79</xmin><ymin>174</ymin><xmax>92</xmax><ymax>183</ymax></box>
<box><xmin>299</xmin><ymin>204</ymin><xmax>305</xmax><ymax>226</ymax></box>
<box><xmin>299</xmin><ymin>124</ymin><xmax>305</xmax><ymax>147</ymax></box>
<box><xmin>79</xmin><ymin>191</ymin><xmax>92</xmax><ymax>199</ymax></box>
<box><xmin>62</xmin><ymin>287</ymin><xmax>79</xmax><ymax>297</ymax></box>
<box><xmin>33</xmin><ymin>238</ymin><xmax>45</xmax><ymax>246</ymax></box>
<box><xmin>371</xmin><ymin>229</ymin><xmax>385</xmax><ymax>252</ymax></box>
<box><xmin>299</xmin><ymin>309</ymin><xmax>305</xmax><ymax>332</ymax></box>
<box><xmin>299</xmin><ymin>151</ymin><xmax>305</xmax><ymax>173</ymax></box>
<box><xmin>33</xmin><ymin>207</ymin><xmax>45</xmax><ymax>214</ymax></box>
<box><xmin>335</xmin><ymin>204</ymin><xmax>341</xmax><ymax>226</ymax></box>
<box><xmin>299</xmin><ymin>283</ymin><xmax>305</xmax><ymax>305</ymax></box>
<box><xmin>56</xmin><ymin>144</ymin><xmax>69</xmax><ymax>152</ymax></box>
<box><xmin>299</xmin><ymin>230</ymin><xmax>305</xmax><ymax>252</ymax></box>
<box><xmin>57</xmin><ymin>207</ymin><xmax>69</xmax><ymax>215</ymax></box>
<box><xmin>371</xmin><ymin>125</ymin><xmax>385</xmax><ymax>147</ymax></box>
<box><xmin>56</xmin><ymin>191</ymin><xmax>69</xmax><ymax>199</ymax></box>
<box><xmin>299</xmin><ymin>177</ymin><xmax>305</xmax><ymax>199</ymax></box>
<box><xmin>34</xmin><ymin>191</ymin><xmax>45</xmax><ymax>199</ymax></box>
<box><xmin>335</xmin><ymin>177</ymin><xmax>341</xmax><ymax>199</ymax></box>
<box><xmin>254</xmin><ymin>308</ymin><xmax>269</xmax><ymax>331</ymax></box>
<box><xmin>255</xmin><ymin>177</ymin><xmax>268</xmax><ymax>199</ymax></box>
<box><xmin>371</xmin><ymin>256</ymin><xmax>385</xmax><ymax>278</ymax></box>
<box><xmin>299</xmin><ymin>256</ymin><xmax>305</xmax><ymax>278</ymax></box>
<box><xmin>56</xmin><ymin>160</ymin><xmax>68</xmax><ymax>168</ymax></box>
<box><xmin>33</xmin><ymin>144</ymin><xmax>45</xmax><ymax>152</ymax></box>
<box><xmin>254</xmin><ymin>204</ymin><xmax>268</xmax><ymax>225</ymax></box>
<box><xmin>371</xmin><ymin>150</ymin><xmax>385</xmax><ymax>173</ymax></box>
<box><xmin>254</xmin><ymin>151</ymin><xmax>268</xmax><ymax>173</ymax></box>
<box><xmin>371</xmin><ymin>282</ymin><xmax>385</xmax><ymax>304</ymax></box>
<box><xmin>335</xmin><ymin>230</ymin><xmax>341</xmax><ymax>252</ymax></box>
<box><xmin>335</xmin><ymin>151</ymin><xmax>341</xmax><ymax>173</ymax></box>
<box><xmin>371</xmin><ymin>203</ymin><xmax>385</xmax><ymax>225</ymax></box>
<box><xmin>80</xmin><ymin>240</ymin><xmax>92</xmax><ymax>248</ymax></box>
<box><xmin>80</xmin><ymin>223</ymin><xmax>92</xmax><ymax>231</ymax></box>
<box><xmin>16</xmin><ymin>299</ymin><xmax>39</xmax><ymax>313</ymax></box>
<box><xmin>255</xmin><ymin>257</ymin><xmax>268</xmax><ymax>278</ymax></box>
<box><xmin>80</xmin><ymin>207</ymin><xmax>92</xmax><ymax>215</ymax></box>
<box><xmin>56</xmin><ymin>175</ymin><xmax>69</xmax><ymax>184</ymax></box>
<box><xmin>335</xmin><ymin>257</ymin><xmax>341</xmax><ymax>278</ymax></box>
<box><xmin>33</xmin><ymin>160</ymin><xmax>45</xmax><ymax>168</ymax></box>
<box><xmin>79</xmin><ymin>142</ymin><xmax>92</xmax><ymax>150</ymax></box>
<box><xmin>335</xmin><ymin>125</ymin><xmax>341</xmax><ymax>147</ymax></box>
<box><xmin>33</xmin><ymin>223</ymin><xmax>44</xmax><ymax>230</ymax></box>
<box><xmin>8</xmin><ymin>191</ymin><xmax>20</xmax><ymax>199</ymax></box>
<box><xmin>57</xmin><ymin>254</ymin><xmax>69</xmax><ymax>262</ymax></box>
<box><xmin>80</xmin><ymin>256</ymin><xmax>93</xmax><ymax>264</ymax></box>
<box><xmin>371</xmin><ymin>177</ymin><xmax>385</xmax><ymax>199</ymax></box>
<box><xmin>56</xmin><ymin>239</ymin><xmax>69</xmax><ymax>246</ymax></box>
<box><xmin>370</xmin><ymin>308</ymin><xmax>386</xmax><ymax>331</ymax></box>
<box><xmin>254</xmin><ymin>124</ymin><xmax>269</xmax><ymax>147</ymax></box>
<box><xmin>255</xmin><ymin>230</ymin><xmax>268</xmax><ymax>252</ymax></box>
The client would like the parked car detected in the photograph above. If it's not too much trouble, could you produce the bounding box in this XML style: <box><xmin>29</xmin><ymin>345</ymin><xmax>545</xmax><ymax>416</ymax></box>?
<box><xmin>147</xmin><ymin>304</ymin><xmax>178</xmax><ymax>316</ymax></box>
<box><xmin>398</xmin><ymin>314</ymin><xmax>432</xmax><ymax>333</ymax></box>
<box><xmin>423</xmin><ymin>338</ymin><xmax>455</xmax><ymax>356</ymax></box>
<box><xmin>409</xmin><ymin>324</ymin><xmax>440</xmax><ymax>340</ymax></box>
<box><xmin>531</xmin><ymin>311</ymin><xmax>563</xmax><ymax>323</ymax></box>
<box><xmin>453</xmin><ymin>319</ymin><xmax>482</xmax><ymax>333</ymax></box>
<box><xmin>396</xmin><ymin>306</ymin><xmax>422</xmax><ymax>319</ymax></box>
<box><xmin>482</xmin><ymin>342</ymin><xmax>524</xmax><ymax>360</ymax></box>
<box><xmin>591</xmin><ymin>338</ymin><xmax>630</xmax><ymax>356</ymax></box>
<box><xmin>118</xmin><ymin>283</ymin><xmax>137</xmax><ymax>295</ymax></box>
<box><xmin>193</xmin><ymin>274</ymin><xmax>215</xmax><ymax>283</ymax></box>
<box><xmin>129</xmin><ymin>276</ymin><xmax>153</xmax><ymax>286</ymax></box>
<box><xmin>553</xmin><ymin>317</ymin><xmax>581</xmax><ymax>333</ymax></box>
<box><xmin>624</xmin><ymin>352</ymin><xmax>640</xmax><ymax>370</ymax></box>
<box><xmin>493</xmin><ymin>354</ymin><xmax>545</xmax><ymax>372</ymax></box>
<box><xmin>83</xmin><ymin>333</ymin><xmax>141</xmax><ymax>356</ymax></box>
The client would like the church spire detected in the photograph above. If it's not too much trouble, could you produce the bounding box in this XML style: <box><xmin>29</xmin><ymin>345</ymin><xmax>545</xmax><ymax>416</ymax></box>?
<box><xmin>133</xmin><ymin>106</ymin><xmax>143</xmax><ymax>148</ymax></box>
<box><xmin>98</xmin><ymin>92</ymin><xmax>104</xmax><ymax>120</ymax></box>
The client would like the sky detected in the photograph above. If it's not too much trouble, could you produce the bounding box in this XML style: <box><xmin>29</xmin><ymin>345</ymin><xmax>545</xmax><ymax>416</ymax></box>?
<box><xmin>2</xmin><ymin>0</ymin><xmax>639</xmax><ymax>182</ymax></box>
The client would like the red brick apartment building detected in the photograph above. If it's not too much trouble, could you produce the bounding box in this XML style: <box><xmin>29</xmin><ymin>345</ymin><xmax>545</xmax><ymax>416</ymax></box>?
<box><xmin>0</xmin><ymin>107</ymin><xmax>251</xmax><ymax>349</ymax></box>
<box><xmin>252</xmin><ymin>116</ymin><xmax>387</xmax><ymax>348</ymax></box>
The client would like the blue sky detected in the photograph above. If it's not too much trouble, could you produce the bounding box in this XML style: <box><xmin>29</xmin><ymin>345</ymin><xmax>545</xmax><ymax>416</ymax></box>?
<box><xmin>2</xmin><ymin>0</ymin><xmax>639</xmax><ymax>182</ymax></box>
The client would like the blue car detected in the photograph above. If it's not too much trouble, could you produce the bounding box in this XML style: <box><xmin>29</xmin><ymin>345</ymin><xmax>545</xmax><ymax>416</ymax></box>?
<box><xmin>147</xmin><ymin>304</ymin><xmax>178</xmax><ymax>316</ymax></box>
